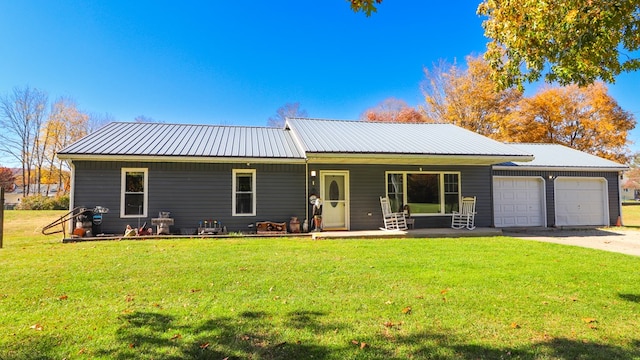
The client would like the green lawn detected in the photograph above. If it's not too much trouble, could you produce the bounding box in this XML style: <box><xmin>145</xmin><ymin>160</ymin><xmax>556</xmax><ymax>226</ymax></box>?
<box><xmin>622</xmin><ymin>204</ymin><xmax>640</xmax><ymax>227</ymax></box>
<box><xmin>1</xmin><ymin>210</ymin><xmax>640</xmax><ymax>359</ymax></box>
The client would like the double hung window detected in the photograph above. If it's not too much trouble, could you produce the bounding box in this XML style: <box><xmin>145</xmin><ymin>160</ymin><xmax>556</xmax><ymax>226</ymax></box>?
<box><xmin>121</xmin><ymin>168</ymin><xmax>148</xmax><ymax>217</ymax></box>
<box><xmin>233</xmin><ymin>169</ymin><xmax>256</xmax><ymax>216</ymax></box>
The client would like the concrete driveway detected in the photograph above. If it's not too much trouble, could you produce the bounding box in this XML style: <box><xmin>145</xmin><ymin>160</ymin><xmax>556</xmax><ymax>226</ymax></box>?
<box><xmin>503</xmin><ymin>228</ymin><xmax>640</xmax><ymax>257</ymax></box>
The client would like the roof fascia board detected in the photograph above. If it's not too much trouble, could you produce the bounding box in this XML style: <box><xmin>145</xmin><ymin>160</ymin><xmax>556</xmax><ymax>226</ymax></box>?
<box><xmin>56</xmin><ymin>154</ymin><xmax>307</xmax><ymax>164</ymax></box>
<box><xmin>306</xmin><ymin>153</ymin><xmax>534</xmax><ymax>165</ymax></box>
<box><xmin>493</xmin><ymin>165</ymin><xmax>628</xmax><ymax>172</ymax></box>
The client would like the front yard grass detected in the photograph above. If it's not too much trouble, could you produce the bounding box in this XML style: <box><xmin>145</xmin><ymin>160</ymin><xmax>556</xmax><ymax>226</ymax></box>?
<box><xmin>1</xmin><ymin>210</ymin><xmax>640</xmax><ymax>359</ymax></box>
<box><xmin>622</xmin><ymin>203</ymin><xmax>640</xmax><ymax>227</ymax></box>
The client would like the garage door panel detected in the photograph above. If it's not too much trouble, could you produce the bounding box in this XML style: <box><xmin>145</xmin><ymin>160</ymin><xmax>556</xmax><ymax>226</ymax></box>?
<box><xmin>555</xmin><ymin>178</ymin><xmax>607</xmax><ymax>226</ymax></box>
<box><xmin>493</xmin><ymin>177</ymin><xmax>545</xmax><ymax>227</ymax></box>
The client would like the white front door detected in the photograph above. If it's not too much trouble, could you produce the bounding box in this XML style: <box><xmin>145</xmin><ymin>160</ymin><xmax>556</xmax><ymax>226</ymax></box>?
<box><xmin>320</xmin><ymin>171</ymin><xmax>349</xmax><ymax>230</ymax></box>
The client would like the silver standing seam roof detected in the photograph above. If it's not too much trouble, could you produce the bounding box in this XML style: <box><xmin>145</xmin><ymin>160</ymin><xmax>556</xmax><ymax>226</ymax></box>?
<box><xmin>57</xmin><ymin>122</ymin><xmax>306</xmax><ymax>160</ymax></box>
<box><xmin>495</xmin><ymin>143</ymin><xmax>628</xmax><ymax>170</ymax></box>
<box><xmin>285</xmin><ymin>118</ymin><xmax>532</xmax><ymax>157</ymax></box>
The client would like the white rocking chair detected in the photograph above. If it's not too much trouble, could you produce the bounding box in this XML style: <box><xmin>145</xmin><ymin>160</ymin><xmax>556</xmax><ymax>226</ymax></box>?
<box><xmin>380</xmin><ymin>197</ymin><xmax>408</xmax><ymax>231</ymax></box>
<box><xmin>451</xmin><ymin>196</ymin><xmax>477</xmax><ymax>230</ymax></box>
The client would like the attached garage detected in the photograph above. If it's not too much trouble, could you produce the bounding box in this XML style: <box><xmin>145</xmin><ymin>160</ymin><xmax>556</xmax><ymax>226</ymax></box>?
<box><xmin>493</xmin><ymin>143</ymin><xmax>627</xmax><ymax>228</ymax></box>
<box><xmin>554</xmin><ymin>177</ymin><xmax>608</xmax><ymax>226</ymax></box>
<box><xmin>493</xmin><ymin>176</ymin><xmax>545</xmax><ymax>227</ymax></box>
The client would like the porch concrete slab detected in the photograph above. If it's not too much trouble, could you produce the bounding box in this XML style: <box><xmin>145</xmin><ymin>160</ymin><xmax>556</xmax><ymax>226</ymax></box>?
<box><xmin>312</xmin><ymin>227</ymin><xmax>502</xmax><ymax>240</ymax></box>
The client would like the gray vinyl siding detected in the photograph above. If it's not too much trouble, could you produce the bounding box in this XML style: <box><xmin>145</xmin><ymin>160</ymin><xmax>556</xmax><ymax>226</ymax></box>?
<box><xmin>308</xmin><ymin>164</ymin><xmax>492</xmax><ymax>230</ymax></box>
<box><xmin>71</xmin><ymin>161</ymin><xmax>306</xmax><ymax>234</ymax></box>
<box><xmin>493</xmin><ymin>169</ymin><xmax>622</xmax><ymax>226</ymax></box>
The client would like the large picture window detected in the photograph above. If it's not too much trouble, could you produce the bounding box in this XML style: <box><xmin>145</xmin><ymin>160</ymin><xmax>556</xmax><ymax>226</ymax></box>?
<box><xmin>121</xmin><ymin>168</ymin><xmax>148</xmax><ymax>217</ymax></box>
<box><xmin>233</xmin><ymin>169</ymin><xmax>256</xmax><ymax>216</ymax></box>
<box><xmin>386</xmin><ymin>171</ymin><xmax>460</xmax><ymax>215</ymax></box>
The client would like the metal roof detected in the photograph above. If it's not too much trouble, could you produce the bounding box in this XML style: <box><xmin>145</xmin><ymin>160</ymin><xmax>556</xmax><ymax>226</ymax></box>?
<box><xmin>285</xmin><ymin>118</ymin><xmax>532</xmax><ymax>157</ymax></box>
<box><xmin>58</xmin><ymin>122</ymin><xmax>306</xmax><ymax>160</ymax></box>
<box><xmin>496</xmin><ymin>143</ymin><xmax>628</xmax><ymax>170</ymax></box>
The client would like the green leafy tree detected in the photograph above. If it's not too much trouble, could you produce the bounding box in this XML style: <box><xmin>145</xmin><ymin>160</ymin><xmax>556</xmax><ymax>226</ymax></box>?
<box><xmin>348</xmin><ymin>0</ymin><xmax>382</xmax><ymax>16</ymax></box>
<box><xmin>478</xmin><ymin>0</ymin><xmax>640</xmax><ymax>89</ymax></box>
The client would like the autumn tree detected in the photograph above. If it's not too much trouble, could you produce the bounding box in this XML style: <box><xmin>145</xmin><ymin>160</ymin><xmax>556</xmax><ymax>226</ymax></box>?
<box><xmin>506</xmin><ymin>82</ymin><xmax>635</xmax><ymax>163</ymax></box>
<box><xmin>421</xmin><ymin>55</ymin><xmax>522</xmax><ymax>138</ymax></box>
<box><xmin>0</xmin><ymin>166</ymin><xmax>15</xmax><ymax>192</ymax></box>
<box><xmin>267</xmin><ymin>102</ymin><xmax>309</xmax><ymax>128</ymax></box>
<box><xmin>361</xmin><ymin>98</ymin><xmax>427</xmax><ymax>123</ymax></box>
<box><xmin>42</xmin><ymin>98</ymin><xmax>90</xmax><ymax>194</ymax></box>
<box><xmin>0</xmin><ymin>86</ymin><xmax>48</xmax><ymax>196</ymax></box>
<box><xmin>478</xmin><ymin>0</ymin><xmax>640</xmax><ymax>89</ymax></box>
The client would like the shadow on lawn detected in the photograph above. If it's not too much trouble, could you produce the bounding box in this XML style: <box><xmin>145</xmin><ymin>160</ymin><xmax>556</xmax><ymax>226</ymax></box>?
<box><xmin>84</xmin><ymin>310</ymin><xmax>640</xmax><ymax>360</ymax></box>
<box><xmin>386</xmin><ymin>331</ymin><xmax>640</xmax><ymax>360</ymax></box>
<box><xmin>619</xmin><ymin>293</ymin><xmax>640</xmax><ymax>303</ymax></box>
<box><xmin>95</xmin><ymin>310</ymin><xmax>340</xmax><ymax>360</ymax></box>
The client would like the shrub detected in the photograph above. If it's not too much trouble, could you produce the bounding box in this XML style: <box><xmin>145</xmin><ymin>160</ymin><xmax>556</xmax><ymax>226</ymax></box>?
<box><xmin>17</xmin><ymin>194</ymin><xmax>69</xmax><ymax>210</ymax></box>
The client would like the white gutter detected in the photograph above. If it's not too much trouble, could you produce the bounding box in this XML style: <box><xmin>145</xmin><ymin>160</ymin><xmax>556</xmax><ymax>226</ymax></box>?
<box><xmin>56</xmin><ymin>154</ymin><xmax>307</xmax><ymax>164</ymax></box>
<box><xmin>493</xmin><ymin>165</ymin><xmax>629</xmax><ymax>172</ymax></box>
<box><xmin>307</xmin><ymin>153</ymin><xmax>534</xmax><ymax>165</ymax></box>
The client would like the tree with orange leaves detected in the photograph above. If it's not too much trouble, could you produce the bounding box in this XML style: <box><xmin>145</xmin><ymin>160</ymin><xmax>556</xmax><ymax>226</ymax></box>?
<box><xmin>421</xmin><ymin>55</ymin><xmax>521</xmax><ymax>139</ymax></box>
<box><xmin>361</xmin><ymin>98</ymin><xmax>427</xmax><ymax>123</ymax></box>
<box><xmin>41</xmin><ymin>98</ymin><xmax>90</xmax><ymax>194</ymax></box>
<box><xmin>0</xmin><ymin>166</ymin><xmax>15</xmax><ymax>192</ymax></box>
<box><xmin>506</xmin><ymin>82</ymin><xmax>635</xmax><ymax>163</ymax></box>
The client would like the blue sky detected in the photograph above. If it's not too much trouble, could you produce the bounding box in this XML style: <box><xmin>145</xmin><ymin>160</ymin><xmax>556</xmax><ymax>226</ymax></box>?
<box><xmin>1</xmin><ymin>1</ymin><xmax>639</xmax><ymax>150</ymax></box>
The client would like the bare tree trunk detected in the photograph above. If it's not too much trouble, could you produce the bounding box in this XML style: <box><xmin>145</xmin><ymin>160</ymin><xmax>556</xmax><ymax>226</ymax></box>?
<box><xmin>0</xmin><ymin>86</ymin><xmax>48</xmax><ymax>198</ymax></box>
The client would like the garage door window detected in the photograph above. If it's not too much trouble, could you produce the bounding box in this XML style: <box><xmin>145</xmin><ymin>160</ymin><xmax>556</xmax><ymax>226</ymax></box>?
<box><xmin>386</xmin><ymin>172</ymin><xmax>460</xmax><ymax>215</ymax></box>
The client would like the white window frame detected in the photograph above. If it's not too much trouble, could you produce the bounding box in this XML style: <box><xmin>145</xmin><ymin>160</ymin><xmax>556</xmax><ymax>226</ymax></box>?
<box><xmin>120</xmin><ymin>168</ymin><xmax>148</xmax><ymax>218</ymax></box>
<box><xmin>232</xmin><ymin>169</ymin><xmax>256</xmax><ymax>216</ymax></box>
<box><xmin>385</xmin><ymin>171</ymin><xmax>461</xmax><ymax>216</ymax></box>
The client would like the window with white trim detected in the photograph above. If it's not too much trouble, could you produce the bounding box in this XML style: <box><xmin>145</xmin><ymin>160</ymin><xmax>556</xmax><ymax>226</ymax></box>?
<box><xmin>121</xmin><ymin>168</ymin><xmax>148</xmax><ymax>217</ymax></box>
<box><xmin>386</xmin><ymin>171</ymin><xmax>460</xmax><ymax>215</ymax></box>
<box><xmin>233</xmin><ymin>169</ymin><xmax>256</xmax><ymax>216</ymax></box>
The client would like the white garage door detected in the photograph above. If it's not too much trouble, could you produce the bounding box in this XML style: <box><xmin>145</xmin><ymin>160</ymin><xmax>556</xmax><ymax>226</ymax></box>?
<box><xmin>493</xmin><ymin>177</ymin><xmax>545</xmax><ymax>227</ymax></box>
<box><xmin>555</xmin><ymin>177</ymin><xmax>608</xmax><ymax>226</ymax></box>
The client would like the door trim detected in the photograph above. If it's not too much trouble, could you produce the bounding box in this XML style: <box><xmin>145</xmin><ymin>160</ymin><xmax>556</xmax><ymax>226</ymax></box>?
<box><xmin>320</xmin><ymin>170</ymin><xmax>350</xmax><ymax>230</ymax></box>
